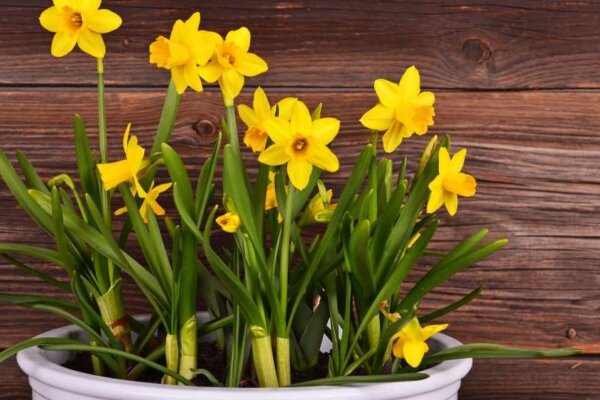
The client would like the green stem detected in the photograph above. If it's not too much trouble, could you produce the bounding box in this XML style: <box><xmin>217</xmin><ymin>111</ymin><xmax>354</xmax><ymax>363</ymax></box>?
<box><xmin>97</xmin><ymin>58</ymin><xmax>107</xmax><ymax>163</ymax></box>
<box><xmin>96</xmin><ymin>280</ymin><xmax>132</xmax><ymax>352</ymax></box>
<box><xmin>251</xmin><ymin>333</ymin><xmax>279</xmax><ymax>387</ymax></box>
<box><xmin>366</xmin><ymin>314</ymin><xmax>381</xmax><ymax>352</ymax></box>
<box><xmin>178</xmin><ymin>316</ymin><xmax>197</xmax><ymax>380</ymax></box>
<box><xmin>163</xmin><ymin>333</ymin><xmax>179</xmax><ymax>385</ymax></box>
<box><xmin>225</xmin><ymin>105</ymin><xmax>239</xmax><ymax>154</ymax></box>
<box><xmin>90</xmin><ymin>340</ymin><xmax>105</xmax><ymax>376</ymax></box>
<box><xmin>276</xmin><ymin>336</ymin><xmax>291</xmax><ymax>386</ymax></box>
<box><xmin>279</xmin><ymin>186</ymin><xmax>295</xmax><ymax>323</ymax></box>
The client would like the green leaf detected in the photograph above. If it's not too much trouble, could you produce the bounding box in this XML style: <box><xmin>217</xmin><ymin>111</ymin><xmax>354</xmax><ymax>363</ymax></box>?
<box><xmin>0</xmin><ymin>244</ymin><xmax>62</xmax><ymax>266</ymax></box>
<box><xmin>50</xmin><ymin>187</ymin><xmax>76</xmax><ymax>275</ymax></box>
<box><xmin>161</xmin><ymin>143</ymin><xmax>195</xmax><ymax>217</ymax></box>
<box><xmin>16</xmin><ymin>151</ymin><xmax>48</xmax><ymax>194</ymax></box>
<box><xmin>0</xmin><ymin>254</ymin><xmax>70</xmax><ymax>291</ymax></box>
<box><xmin>194</xmin><ymin>131</ymin><xmax>222</xmax><ymax>224</ymax></box>
<box><xmin>150</xmin><ymin>80</ymin><xmax>181</xmax><ymax>156</ymax></box>
<box><xmin>420</xmin><ymin>287</ymin><xmax>482</xmax><ymax>323</ymax></box>
<box><xmin>191</xmin><ymin>368</ymin><xmax>224</xmax><ymax>386</ymax></box>
<box><xmin>346</xmin><ymin>219</ymin><xmax>375</xmax><ymax>296</ymax></box>
<box><xmin>73</xmin><ymin>114</ymin><xmax>99</xmax><ymax>202</ymax></box>
<box><xmin>0</xmin><ymin>293</ymin><xmax>77</xmax><ymax>309</ymax></box>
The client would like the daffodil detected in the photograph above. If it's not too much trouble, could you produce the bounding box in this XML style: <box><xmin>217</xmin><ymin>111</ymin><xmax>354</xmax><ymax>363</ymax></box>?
<box><xmin>264</xmin><ymin>171</ymin><xmax>278</xmax><ymax>211</ymax></box>
<box><xmin>198</xmin><ymin>27</ymin><xmax>268</xmax><ymax>103</ymax></box>
<box><xmin>391</xmin><ymin>318</ymin><xmax>448</xmax><ymax>368</ymax></box>
<box><xmin>39</xmin><ymin>0</ymin><xmax>122</xmax><ymax>58</ymax></box>
<box><xmin>239</xmin><ymin>87</ymin><xmax>273</xmax><ymax>153</ymax></box>
<box><xmin>258</xmin><ymin>100</ymin><xmax>340</xmax><ymax>190</ymax></box>
<box><xmin>303</xmin><ymin>189</ymin><xmax>336</xmax><ymax>224</ymax></box>
<box><xmin>97</xmin><ymin>123</ymin><xmax>147</xmax><ymax>196</ymax></box>
<box><xmin>427</xmin><ymin>147</ymin><xmax>477</xmax><ymax>216</ymax></box>
<box><xmin>216</xmin><ymin>211</ymin><xmax>241</xmax><ymax>233</ymax></box>
<box><xmin>274</xmin><ymin>97</ymin><xmax>299</xmax><ymax>121</ymax></box>
<box><xmin>360</xmin><ymin>66</ymin><xmax>435</xmax><ymax>153</ymax></box>
<box><xmin>149</xmin><ymin>12</ymin><xmax>216</xmax><ymax>94</ymax></box>
<box><xmin>115</xmin><ymin>181</ymin><xmax>172</xmax><ymax>224</ymax></box>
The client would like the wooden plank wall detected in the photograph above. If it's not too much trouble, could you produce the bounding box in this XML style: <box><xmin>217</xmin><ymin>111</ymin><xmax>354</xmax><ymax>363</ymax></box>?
<box><xmin>1</xmin><ymin>1</ymin><xmax>600</xmax><ymax>398</ymax></box>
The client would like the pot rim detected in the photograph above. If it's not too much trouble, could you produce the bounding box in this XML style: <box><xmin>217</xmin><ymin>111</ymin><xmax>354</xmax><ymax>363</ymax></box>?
<box><xmin>17</xmin><ymin>313</ymin><xmax>472</xmax><ymax>400</ymax></box>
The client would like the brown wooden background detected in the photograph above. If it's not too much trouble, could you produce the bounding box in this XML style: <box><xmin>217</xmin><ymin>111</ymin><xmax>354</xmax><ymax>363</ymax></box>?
<box><xmin>1</xmin><ymin>1</ymin><xmax>600</xmax><ymax>398</ymax></box>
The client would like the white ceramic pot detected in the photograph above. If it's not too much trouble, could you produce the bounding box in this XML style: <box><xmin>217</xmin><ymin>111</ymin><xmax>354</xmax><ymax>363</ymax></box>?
<box><xmin>17</xmin><ymin>314</ymin><xmax>472</xmax><ymax>400</ymax></box>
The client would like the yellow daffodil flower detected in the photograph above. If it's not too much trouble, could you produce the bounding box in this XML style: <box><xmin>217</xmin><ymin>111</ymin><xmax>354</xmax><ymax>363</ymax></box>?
<box><xmin>149</xmin><ymin>12</ymin><xmax>216</xmax><ymax>94</ymax></box>
<box><xmin>39</xmin><ymin>0</ymin><xmax>122</xmax><ymax>58</ymax></box>
<box><xmin>306</xmin><ymin>189</ymin><xmax>336</xmax><ymax>224</ymax></box>
<box><xmin>216</xmin><ymin>211</ymin><xmax>241</xmax><ymax>233</ymax></box>
<box><xmin>274</xmin><ymin>97</ymin><xmax>299</xmax><ymax>121</ymax></box>
<box><xmin>198</xmin><ymin>27</ymin><xmax>268</xmax><ymax>103</ymax></box>
<box><xmin>239</xmin><ymin>87</ymin><xmax>273</xmax><ymax>153</ymax></box>
<box><xmin>391</xmin><ymin>318</ymin><xmax>448</xmax><ymax>368</ymax></box>
<box><xmin>264</xmin><ymin>171</ymin><xmax>278</xmax><ymax>211</ymax></box>
<box><xmin>427</xmin><ymin>147</ymin><xmax>477</xmax><ymax>216</ymax></box>
<box><xmin>115</xmin><ymin>181</ymin><xmax>172</xmax><ymax>224</ymax></box>
<box><xmin>97</xmin><ymin>123</ymin><xmax>147</xmax><ymax>196</ymax></box>
<box><xmin>360</xmin><ymin>66</ymin><xmax>435</xmax><ymax>153</ymax></box>
<box><xmin>258</xmin><ymin>100</ymin><xmax>340</xmax><ymax>190</ymax></box>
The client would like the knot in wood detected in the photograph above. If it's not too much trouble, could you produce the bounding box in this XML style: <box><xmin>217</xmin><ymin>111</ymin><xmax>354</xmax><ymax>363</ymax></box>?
<box><xmin>461</xmin><ymin>38</ymin><xmax>492</xmax><ymax>64</ymax></box>
<box><xmin>192</xmin><ymin>119</ymin><xmax>218</xmax><ymax>144</ymax></box>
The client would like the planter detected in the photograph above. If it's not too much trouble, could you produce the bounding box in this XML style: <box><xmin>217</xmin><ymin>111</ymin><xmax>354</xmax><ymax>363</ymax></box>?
<box><xmin>17</xmin><ymin>313</ymin><xmax>472</xmax><ymax>400</ymax></box>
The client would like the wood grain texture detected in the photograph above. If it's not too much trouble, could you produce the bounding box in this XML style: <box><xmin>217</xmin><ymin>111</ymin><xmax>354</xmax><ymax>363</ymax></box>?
<box><xmin>1</xmin><ymin>1</ymin><xmax>600</xmax><ymax>398</ymax></box>
<box><xmin>1</xmin><ymin>1</ymin><xmax>600</xmax><ymax>88</ymax></box>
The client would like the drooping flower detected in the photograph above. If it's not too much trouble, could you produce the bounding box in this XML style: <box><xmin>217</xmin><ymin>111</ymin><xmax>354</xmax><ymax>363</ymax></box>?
<box><xmin>149</xmin><ymin>12</ymin><xmax>216</xmax><ymax>94</ymax></box>
<box><xmin>360</xmin><ymin>66</ymin><xmax>435</xmax><ymax>153</ymax></box>
<box><xmin>39</xmin><ymin>0</ymin><xmax>122</xmax><ymax>58</ymax></box>
<box><xmin>427</xmin><ymin>147</ymin><xmax>477</xmax><ymax>216</ymax></box>
<box><xmin>391</xmin><ymin>318</ymin><xmax>448</xmax><ymax>368</ymax></box>
<box><xmin>238</xmin><ymin>87</ymin><xmax>273</xmax><ymax>153</ymax></box>
<box><xmin>115</xmin><ymin>181</ymin><xmax>172</xmax><ymax>224</ymax></box>
<box><xmin>97</xmin><ymin>123</ymin><xmax>147</xmax><ymax>196</ymax></box>
<box><xmin>216</xmin><ymin>211</ymin><xmax>241</xmax><ymax>233</ymax></box>
<box><xmin>264</xmin><ymin>171</ymin><xmax>278</xmax><ymax>211</ymax></box>
<box><xmin>198</xmin><ymin>27</ymin><xmax>268</xmax><ymax>103</ymax></box>
<box><xmin>258</xmin><ymin>100</ymin><xmax>340</xmax><ymax>190</ymax></box>
<box><xmin>304</xmin><ymin>189</ymin><xmax>336</xmax><ymax>224</ymax></box>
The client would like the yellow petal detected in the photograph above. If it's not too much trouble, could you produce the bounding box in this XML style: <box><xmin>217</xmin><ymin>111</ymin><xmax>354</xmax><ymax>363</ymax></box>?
<box><xmin>382</xmin><ymin>122</ymin><xmax>409</xmax><ymax>153</ymax></box>
<box><xmin>149</xmin><ymin>199</ymin><xmax>166</xmax><ymax>217</ymax></box>
<box><xmin>311</xmin><ymin>118</ymin><xmax>340</xmax><ymax>145</ymax></box>
<box><xmin>85</xmin><ymin>9</ymin><xmax>122</xmax><ymax>33</ymax></box>
<box><xmin>264</xmin><ymin>117</ymin><xmax>291</xmax><ymax>143</ymax></box>
<box><xmin>243</xmin><ymin>127</ymin><xmax>268</xmax><ymax>153</ymax></box>
<box><xmin>194</xmin><ymin>31</ymin><xmax>219</xmax><ymax>66</ymax></box>
<box><xmin>374</xmin><ymin>79</ymin><xmax>400</xmax><ymax>108</ymax></box>
<box><xmin>184</xmin><ymin>62</ymin><xmax>203</xmax><ymax>92</ymax></box>
<box><xmin>149</xmin><ymin>36</ymin><xmax>170</xmax><ymax>68</ymax></box>
<box><xmin>226</xmin><ymin>27</ymin><xmax>251</xmax><ymax>52</ymax></box>
<box><xmin>258</xmin><ymin>143</ymin><xmax>289</xmax><ymax>166</ymax></box>
<box><xmin>236</xmin><ymin>52</ymin><xmax>268</xmax><ymax>77</ymax></box>
<box><xmin>97</xmin><ymin>160</ymin><xmax>132</xmax><ymax>190</ymax></box>
<box><xmin>417</xmin><ymin>91</ymin><xmax>435</xmax><ymax>106</ymax></box>
<box><xmin>153</xmin><ymin>182</ymin><xmax>173</xmax><ymax>194</ymax></box>
<box><xmin>307</xmin><ymin>143</ymin><xmax>339</xmax><ymax>172</ymax></box>
<box><xmin>171</xmin><ymin>66</ymin><xmax>187</xmax><ymax>94</ymax></box>
<box><xmin>421</xmin><ymin>323</ymin><xmax>448</xmax><ymax>340</ymax></box>
<box><xmin>444</xmin><ymin>173</ymin><xmax>477</xmax><ymax>197</ymax></box>
<box><xmin>287</xmin><ymin>159</ymin><xmax>312</xmax><ymax>190</ymax></box>
<box><xmin>360</xmin><ymin>104</ymin><xmax>394</xmax><ymax>132</ymax></box>
<box><xmin>51</xmin><ymin>32</ymin><xmax>78</xmax><ymax>58</ymax></box>
<box><xmin>238</xmin><ymin>104</ymin><xmax>259</xmax><ymax>128</ymax></box>
<box><xmin>275</xmin><ymin>97</ymin><xmax>298</xmax><ymax>120</ymax></box>
<box><xmin>426</xmin><ymin>184</ymin><xmax>444</xmax><ymax>214</ymax></box>
<box><xmin>122</xmin><ymin>122</ymin><xmax>132</xmax><ymax>153</ymax></box>
<box><xmin>77</xmin><ymin>29</ymin><xmax>105</xmax><ymax>58</ymax></box>
<box><xmin>198</xmin><ymin>60</ymin><xmax>222</xmax><ymax>83</ymax></box>
<box><xmin>392</xmin><ymin>338</ymin><xmax>404</xmax><ymax>359</ymax></box>
<box><xmin>39</xmin><ymin>7</ymin><xmax>61</xmax><ymax>32</ymax></box>
<box><xmin>253</xmin><ymin>87</ymin><xmax>271</xmax><ymax>119</ymax></box>
<box><xmin>444</xmin><ymin>191</ymin><xmax>458</xmax><ymax>216</ymax></box>
<box><xmin>81</xmin><ymin>0</ymin><xmax>101</xmax><ymax>11</ymax></box>
<box><xmin>450</xmin><ymin>148</ymin><xmax>467</xmax><ymax>173</ymax></box>
<box><xmin>403</xmin><ymin>340</ymin><xmax>428</xmax><ymax>368</ymax></box>
<box><xmin>114</xmin><ymin>206</ymin><xmax>128</xmax><ymax>216</ymax></box>
<box><xmin>170</xmin><ymin>19</ymin><xmax>186</xmax><ymax>43</ymax></box>
<box><xmin>438</xmin><ymin>147</ymin><xmax>451</xmax><ymax>173</ymax></box>
<box><xmin>290</xmin><ymin>100</ymin><xmax>312</xmax><ymax>135</ymax></box>
<box><xmin>219</xmin><ymin>69</ymin><xmax>245</xmax><ymax>99</ymax></box>
<box><xmin>398</xmin><ymin>65</ymin><xmax>420</xmax><ymax>99</ymax></box>
<box><xmin>216</xmin><ymin>212</ymin><xmax>241</xmax><ymax>233</ymax></box>
<box><xmin>184</xmin><ymin>11</ymin><xmax>201</xmax><ymax>32</ymax></box>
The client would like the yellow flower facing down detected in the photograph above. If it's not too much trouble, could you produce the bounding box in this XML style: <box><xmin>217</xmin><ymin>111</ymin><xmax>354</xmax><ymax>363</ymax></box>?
<box><xmin>360</xmin><ymin>66</ymin><xmax>435</xmax><ymax>153</ymax></box>
<box><xmin>97</xmin><ymin>123</ymin><xmax>147</xmax><ymax>196</ymax></box>
<box><xmin>391</xmin><ymin>318</ymin><xmax>448</xmax><ymax>368</ymax></box>
<box><xmin>264</xmin><ymin>171</ymin><xmax>278</xmax><ymax>211</ymax></box>
<box><xmin>427</xmin><ymin>147</ymin><xmax>477</xmax><ymax>216</ymax></box>
<box><xmin>239</xmin><ymin>87</ymin><xmax>273</xmax><ymax>153</ymax></box>
<box><xmin>115</xmin><ymin>181</ymin><xmax>172</xmax><ymax>224</ymax></box>
<box><xmin>149</xmin><ymin>12</ymin><xmax>216</xmax><ymax>94</ymax></box>
<box><xmin>307</xmin><ymin>189</ymin><xmax>336</xmax><ymax>224</ymax></box>
<box><xmin>216</xmin><ymin>211</ymin><xmax>241</xmax><ymax>233</ymax></box>
<box><xmin>39</xmin><ymin>0</ymin><xmax>122</xmax><ymax>58</ymax></box>
<box><xmin>198</xmin><ymin>27</ymin><xmax>268</xmax><ymax>102</ymax></box>
<box><xmin>258</xmin><ymin>100</ymin><xmax>340</xmax><ymax>190</ymax></box>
